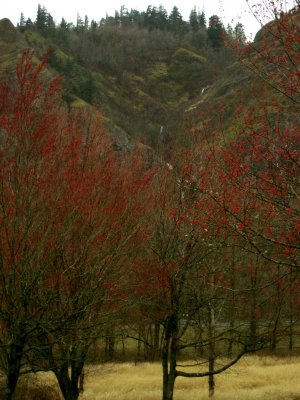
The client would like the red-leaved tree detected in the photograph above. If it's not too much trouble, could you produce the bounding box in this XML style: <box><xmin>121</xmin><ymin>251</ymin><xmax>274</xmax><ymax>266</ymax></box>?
<box><xmin>0</xmin><ymin>49</ymin><xmax>156</xmax><ymax>400</ymax></box>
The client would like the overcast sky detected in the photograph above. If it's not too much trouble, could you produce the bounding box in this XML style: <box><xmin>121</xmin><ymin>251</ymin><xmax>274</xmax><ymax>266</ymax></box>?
<box><xmin>0</xmin><ymin>1</ymin><xmax>296</xmax><ymax>39</ymax></box>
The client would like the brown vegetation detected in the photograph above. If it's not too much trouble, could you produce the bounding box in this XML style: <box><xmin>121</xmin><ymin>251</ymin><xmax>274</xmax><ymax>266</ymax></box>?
<box><xmin>1</xmin><ymin>355</ymin><xmax>299</xmax><ymax>399</ymax></box>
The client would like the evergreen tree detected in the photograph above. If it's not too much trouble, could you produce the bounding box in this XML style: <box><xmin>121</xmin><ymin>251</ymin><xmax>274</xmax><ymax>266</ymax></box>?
<box><xmin>168</xmin><ymin>6</ymin><xmax>187</xmax><ymax>34</ymax></box>
<box><xmin>198</xmin><ymin>10</ymin><xmax>206</xmax><ymax>28</ymax></box>
<box><xmin>169</xmin><ymin>6</ymin><xmax>182</xmax><ymax>27</ymax></box>
<box><xmin>76</xmin><ymin>14</ymin><xmax>84</xmax><ymax>33</ymax></box>
<box><xmin>144</xmin><ymin>6</ymin><xmax>156</xmax><ymax>30</ymax></box>
<box><xmin>157</xmin><ymin>5</ymin><xmax>168</xmax><ymax>30</ymax></box>
<box><xmin>189</xmin><ymin>7</ymin><xmax>199</xmax><ymax>32</ymax></box>
<box><xmin>114</xmin><ymin>11</ymin><xmax>121</xmax><ymax>26</ymax></box>
<box><xmin>60</xmin><ymin>17</ymin><xmax>70</xmax><ymax>31</ymax></box>
<box><xmin>19</xmin><ymin>12</ymin><xmax>26</xmax><ymax>32</ymax></box>
<box><xmin>234</xmin><ymin>22</ymin><xmax>246</xmax><ymax>44</ymax></box>
<box><xmin>146</xmin><ymin>6</ymin><xmax>169</xmax><ymax>30</ymax></box>
<box><xmin>207</xmin><ymin>15</ymin><xmax>225</xmax><ymax>48</ymax></box>
<box><xmin>90</xmin><ymin>19</ymin><xmax>98</xmax><ymax>32</ymax></box>
<box><xmin>36</xmin><ymin>4</ymin><xmax>48</xmax><ymax>32</ymax></box>
<box><xmin>226</xmin><ymin>23</ymin><xmax>234</xmax><ymax>40</ymax></box>
<box><xmin>129</xmin><ymin>9</ymin><xmax>142</xmax><ymax>27</ymax></box>
<box><xmin>25</xmin><ymin>18</ymin><xmax>33</xmax><ymax>29</ymax></box>
<box><xmin>84</xmin><ymin>15</ymin><xmax>89</xmax><ymax>31</ymax></box>
<box><xmin>46</xmin><ymin>13</ymin><xmax>55</xmax><ymax>35</ymax></box>
<box><xmin>120</xmin><ymin>5</ymin><xmax>130</xmax><ymax>26</ymax></box>
<box><xmin>150</xmin><ymin>6</ymin><xmax>159</xmax><ymax>30</ymax></box>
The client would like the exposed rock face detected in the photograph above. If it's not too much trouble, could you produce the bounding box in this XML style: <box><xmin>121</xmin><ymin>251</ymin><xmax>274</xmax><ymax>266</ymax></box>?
<box><xmin>0</xmin><ymin>18</ymin><xmax>17</xmax><ymax>43</ymax></box>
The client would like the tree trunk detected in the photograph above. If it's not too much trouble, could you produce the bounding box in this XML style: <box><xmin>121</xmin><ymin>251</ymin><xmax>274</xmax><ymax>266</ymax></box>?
<box><xmin>271</xmin><ymin>265</ymin><xmax>283</xmax><ymax>351</ymax></box>
<box><xmin>152</xmin><ymin>322</ymin><xmax>161</xmax><ymax>362</ymax></box>
<box><xmin>194</xmin><ymin>322</ymin><xmax>204</xmax><ymax>358</ymax></box>
<box><xmin>144</xmin><ymin>324</ymin><xmax>152</xmax><ymax>361</ymax></box>
<box><xmin>208</xmin><ymin>307</ymin><xmax>215</xmax><ymax>399</ymax></box>
<box><xmin>121</xmin><ymin>337</ymin><xmax>126</xmax><ymax>359</ymax></box>
<box><xmin>208</xmin><ymin>368</ymin><xmax>215</xmax><ymax>399</ymax></box>
<box><xmin>136</xmin><ymin>331</ymin><xmax>142</xmax><ymax>363</ymax></box>
<box><xmin>108</xmin><ymin>334</ymin><xmax>115</xmax><ymax>361</ymax></box>
<box><xmin>4</xmin><ymin>342</ymin><xmax>24</xmax><ymax>400</ymax></box>
<box><xmin>227</xmin><ymin>247</ymin><xmax>236</xmax><ymax>357</ymax></box>
<box><xmin>54</xmin><ymin>360</ymin><xmax>84</xmax><ymax>400</ymax></box>
<box><xmin>227</xmin><ymin>319</ymin><xmax>234</xmax><ymax>358</ymax></box>
<box><xmin>249</xmin><ymin>292</ymin><xmax>257</xmax><ymax>349</ymax></box>
<box><xmin>162</xmin><ymin>315</ymin><xmax>178</xmax><ymax>400</ymax></box>
<box><xmin>5</xmin><ymin>371</ymin><xmax>19</xmax><ymax>400</ymax></box>
<box><xmin>288</xmin><ymin>323</ymin><xmax>293</xmax><ymax>351</ymax></box>
<box><xmin>288</xmin><ymin>273</ymin><xmax>294</xmax><ymax>351</ymax></box>
<box><xmin>165</xmin><ymin>368</ymin><xmax>176</xmax><ymax>400</ymax></box>
<box><xmin>162</xmin><ymin>342</ymin><xmax>177</xmax><ymax>400</ymax></box>
<box><xmin>79</xmin><ymin>370</ymin><xmax>84</xmax><ymax>393</ymax></box>
<box><xmin>105</xmin><ymin>329</ymin><xmax>115</xmax><ymax>362</ymax></box>
<box><xmin>270</xmin><ymin>313</ymin><xmax>280</xmax><ymax>351</ymax></box>
<box><xmin>249</xmin><ymin>264</ymin><xmax>258</xmax><ymax>350</ymax></box>
<box><xmin>162</xmin><ymin>334</ymin><xmax>170</xmax><ymax>400</ymax></box>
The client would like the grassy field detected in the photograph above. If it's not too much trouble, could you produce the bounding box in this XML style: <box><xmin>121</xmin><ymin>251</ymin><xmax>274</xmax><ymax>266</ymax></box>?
<box><xmin>8</xmin><ymin>355</ymin><xmax>300</xmax><ymax>399</ymax></box>
<box><xmin>82</xmin><ymin>356</ymin><xmax>300</xmax><ymax>400</ymax></box>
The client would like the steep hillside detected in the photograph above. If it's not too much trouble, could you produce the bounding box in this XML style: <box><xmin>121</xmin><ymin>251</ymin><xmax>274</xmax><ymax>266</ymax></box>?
<box><xmin>0</xmin><ymin>4</ymin><xmax>240</xmax><ymax>150</ymax></box>
<box><xmin>0</xmin><ymin>19</ymin><xmax>27</xmax><ymax>79</ymax></box>
<box><xmin>2</xmin><ymin>7</ymin><xmax>292</xmax><ymax>155</ymax></box>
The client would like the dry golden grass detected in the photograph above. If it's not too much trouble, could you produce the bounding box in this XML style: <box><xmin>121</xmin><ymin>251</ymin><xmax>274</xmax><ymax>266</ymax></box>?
<box><xmin>9</xmin><ymin>356</ymin><xmax>300</xmax><ymax>399</ymax></box>
<box><xmin>81</xmin><ymin>356</ymin><xmax>300</xmax><ymax>400</ymax></box>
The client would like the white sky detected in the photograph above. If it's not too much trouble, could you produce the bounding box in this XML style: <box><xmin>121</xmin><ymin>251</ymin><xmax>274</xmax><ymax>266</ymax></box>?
<box><xmin>0</xmin><ymin>0</ymin><xmax>296</xmax><ymax>39</ymax></box>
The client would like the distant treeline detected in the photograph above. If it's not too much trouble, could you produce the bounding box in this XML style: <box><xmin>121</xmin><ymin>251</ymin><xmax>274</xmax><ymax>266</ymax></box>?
<box><xmin>18</xmin><ymin>4</ymin><xmax>246</xmax><ymax>49</ymax></box>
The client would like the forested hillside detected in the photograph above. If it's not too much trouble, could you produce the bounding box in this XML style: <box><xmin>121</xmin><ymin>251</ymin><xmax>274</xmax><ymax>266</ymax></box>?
<box><xmin>0</xmin><ymin>2</ymin><xmax>299</xmax><ymax>400</ymax></box>
<box><xmin>6</xmin><ymin>4</ymin><xmax>246</xmax><ymax>148</ymax></box>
